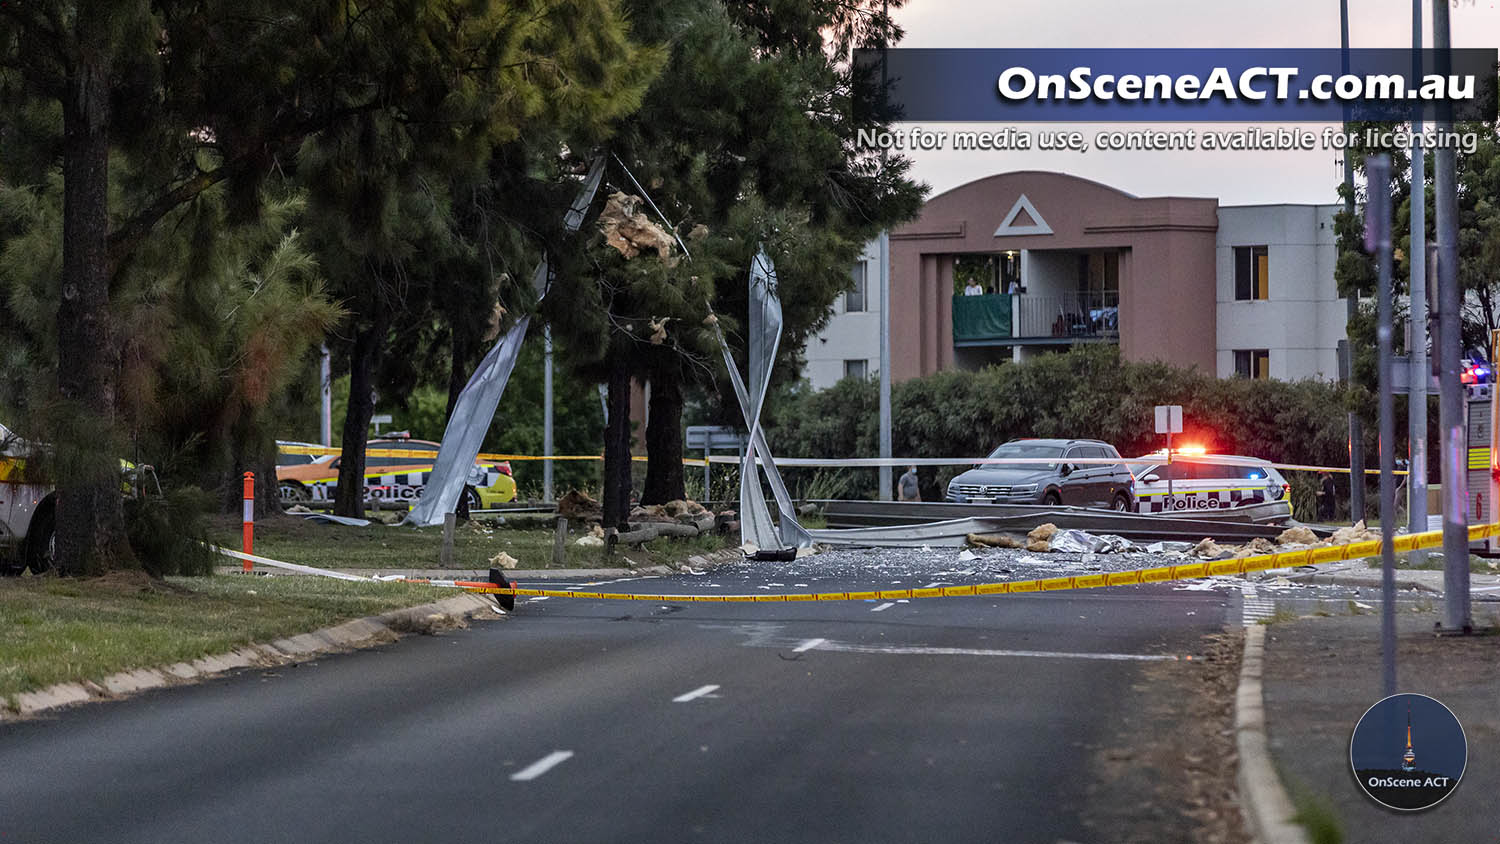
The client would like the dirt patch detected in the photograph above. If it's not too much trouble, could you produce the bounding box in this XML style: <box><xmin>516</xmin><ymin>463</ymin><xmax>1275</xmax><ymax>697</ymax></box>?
<box><xmin>86</xmin><ymin>569</ymin><xmax>197</xmax><ymax>595</ymax></box>
<box><xmin>1081</xmin><ymin>629</ymin><xmax>1249</xmax><ymax>844</ymax></box>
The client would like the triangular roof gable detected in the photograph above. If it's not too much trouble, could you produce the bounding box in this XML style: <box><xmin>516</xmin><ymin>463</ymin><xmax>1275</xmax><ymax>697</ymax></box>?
<box><xmin>994</xmin><ymin>194</ymin><xmax>1053</xmax><ymax>236</ymax></box>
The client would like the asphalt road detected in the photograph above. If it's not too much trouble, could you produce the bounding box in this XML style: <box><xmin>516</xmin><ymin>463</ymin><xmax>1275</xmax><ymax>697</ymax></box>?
<box><xmin>0</xmin><ymin>570</ymin><xmax>1236</xmax><ymax>844</ymax></box>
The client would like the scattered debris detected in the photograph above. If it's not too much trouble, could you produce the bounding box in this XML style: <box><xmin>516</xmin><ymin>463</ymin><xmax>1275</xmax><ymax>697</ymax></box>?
<box><xmin>1191</xmin><ymin>538</ymin><xmax>1230</xmax><ymax>559</ymax></box>
<box><xmin>957</xmin><ymin>549</ymin><xmax>978</xmax><ymax>562</ymax></box>
<box><xmin>488</xmin><ymin>551</ymin><xmax>519</xmax><ymax>569</ymax></box>
<box><xmin>574</xmin><ymin>535</ymin><xmax>605</xmax><ymax>548</ymax></box>
<box><xmin>598</xmin><ymin>191</ymin><xmax>677</xmax><ymax>262</ymax></box>
<box><xmin>1233</xmin><ymin>537</ymin><xmax>1277</xmax><ymax>558</ymax></box>
<box><xmin>1025</xmin><ymin>523</ymin><xmax>1057</xmax><ymax>553</ymax></box>
<box><xmin>1276</xmin><ymin>525</ymin><xmax>1320</xmax><ymax>545</ymax></box>
<box><xmin>558</xmin><ymin>489</ymin><xmax>602</xmax><ymax>522</ymax></box>
<box><xmin>967</xmin><ymin>532</ymin><xmax>1025</xmax><ymax>549</ymax></box>
<box><xmin>1146</xmin><ymin>540</ymin><xmax>1194</xmax><ymax>554</ymax></box>
<box><xmin>1051</xmin><ymin>529</ymin><xmax>1112</xmax><ymax>554</ymax></box>
<box><xmin>1329</xmin><ymin>520</ymin><xmax>1379</xmax><ymax>545</ymax></box>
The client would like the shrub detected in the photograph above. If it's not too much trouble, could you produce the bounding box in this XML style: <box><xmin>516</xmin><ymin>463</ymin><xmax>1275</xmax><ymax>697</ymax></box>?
<box><xmin>124</xmin><ymin>486</ymin><xmax>217</xmax><ymax>577</ymax></box>
<box><xmin>766</xmin><ymin>346</ymin><xmax>1371</xmax><ymax>502</ymax></box>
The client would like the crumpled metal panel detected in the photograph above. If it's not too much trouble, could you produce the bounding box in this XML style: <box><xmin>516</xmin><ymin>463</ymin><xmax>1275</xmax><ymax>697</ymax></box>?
<box><xmin>405</xmin><ymin>157</ymin><xmax>604</xmax><ymax>527</ymax></box>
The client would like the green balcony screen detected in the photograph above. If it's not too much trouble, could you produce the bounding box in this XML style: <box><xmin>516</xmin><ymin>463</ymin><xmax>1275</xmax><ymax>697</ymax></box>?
<box><xmin>951</xmin><ymin>293</ymin><xmax>1011</xmax><ymax>343</ymax></box>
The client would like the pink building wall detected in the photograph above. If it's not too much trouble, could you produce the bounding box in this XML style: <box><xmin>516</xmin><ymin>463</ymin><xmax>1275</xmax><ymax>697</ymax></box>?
<box><xmin>888</xmin><ymin>171</ymin><xmax>1219</xmax><ymax>380</ymax></box>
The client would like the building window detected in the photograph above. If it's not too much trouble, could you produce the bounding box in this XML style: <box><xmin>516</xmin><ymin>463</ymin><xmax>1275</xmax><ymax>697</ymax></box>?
<box><xmin>1234</xmin><ymin>349</ymin><xmax>1270</xmax><ymax>379</ymax></box>
<box><xmin>846</xmin><ymin>262</ymin><xmax>867</xmax><ymax>312</ymax></box>
<box><xmin>844</xmin><ymin>359</ymin><xmax>868</xmax><ymax>380</ymax></box>
<box><xmin>1234</xmin><ymin>245</ymin><xmax>1269</xmax><ymax>300</ymax></box>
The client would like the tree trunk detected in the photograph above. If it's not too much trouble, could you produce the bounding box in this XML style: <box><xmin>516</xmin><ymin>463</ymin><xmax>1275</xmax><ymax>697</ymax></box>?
<box><xmin>55</xmin><ymin>36</ymin><xmax>131</xmax><ymax>576</ymax></box>
<box><xmin>446</xmin><ymin>328</ymin><xmax>470</xmax><ymax>419</ymax></box>
<box><xmin>334</xmin><ymin>314</ymin><xmax>386</xmax><ymax>517</ymax></box>
<box><xmin>641</xmin><ymin>366</ymin><xmax>685</xmax><ymax>505</ymax></box>
<box><xmin>602</xmin><ymin>354</ymin><xmax>634</xmax><ymax>529</ymax></box>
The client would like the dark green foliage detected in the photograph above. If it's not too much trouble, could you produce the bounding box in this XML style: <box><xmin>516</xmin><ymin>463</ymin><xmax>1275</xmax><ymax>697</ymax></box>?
<box><xmin>123</xmin><ymin>487</ymin><xmax>216</xmax><ymax>578</ymax></box>
<box><xmin>767</xmin><ymin>346</ymin><xmax>1368</xmax><ymax>502</ymax></box>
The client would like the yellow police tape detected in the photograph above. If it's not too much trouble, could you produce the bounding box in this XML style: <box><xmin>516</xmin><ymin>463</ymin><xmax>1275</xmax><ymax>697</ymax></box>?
<box><xmin>278</xmin><ymin>443</ymin><xmax>1403</xmax><ymax>476</ymax></box>
<box><xmin>446</xmin><ymin>523</ymin><xmax>1499</xmax><ymax>602</ymax></box>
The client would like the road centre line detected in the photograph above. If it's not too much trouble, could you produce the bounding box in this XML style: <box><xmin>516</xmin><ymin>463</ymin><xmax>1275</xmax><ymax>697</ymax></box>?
<box><xmin>510</xmin><ymin>751</ymin><xmax>574</xmax><ymax>781</ymax></box>
<box><xmin>672</xmin><ymin>684</ymin><xmax>721</xmax><ymax>703</ymax></box>
<box><xmin>792</xmin><ymin>638</ymin><xmax>827</xmax><ymax>653</ymax></box>
<box><xmin>871</xmin><ymin>602</ymin><xmax>895</xmax><ymax>612</ymax></box>
<box><xmin>809</xmin><ymin>641</ymin><xmax>1176</xmax><ymax>662</ymax></box>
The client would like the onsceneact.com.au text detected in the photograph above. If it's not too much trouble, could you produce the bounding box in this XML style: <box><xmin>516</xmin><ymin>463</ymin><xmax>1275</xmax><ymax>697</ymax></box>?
<box><xmin>996</xmin><ymin>66</ymin><xmax>1477</xmax><ymax>103</ymax></box>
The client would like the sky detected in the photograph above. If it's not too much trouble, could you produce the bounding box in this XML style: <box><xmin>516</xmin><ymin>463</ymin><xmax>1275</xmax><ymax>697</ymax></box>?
<box><xmin>890</xmin><ymin>0</ymin><xmax>1500</xmax><ymax>204</ymax></box>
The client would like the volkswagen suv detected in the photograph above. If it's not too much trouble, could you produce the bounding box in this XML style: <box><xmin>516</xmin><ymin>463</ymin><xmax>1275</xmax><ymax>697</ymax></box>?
<box><xmin>944</xmin><ymin>438</ymin><xmax>1136</xmax><ymax>510</ymax></box>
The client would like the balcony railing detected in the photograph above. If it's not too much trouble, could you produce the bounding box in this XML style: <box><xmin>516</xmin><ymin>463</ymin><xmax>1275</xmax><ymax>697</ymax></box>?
<box><xmin>951</xmin><ymin>293</ymin><xmax>1011</xmax><ymax>342</ymax></box>
<box><xmin>1014</xmin><ymin>291</ymin><xmax>1119</xmax><ymax>340</ymax></box>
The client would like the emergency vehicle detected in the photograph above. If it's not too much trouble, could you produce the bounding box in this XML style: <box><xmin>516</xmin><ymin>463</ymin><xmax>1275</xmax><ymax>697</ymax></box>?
<box><xmin>276</xmin><ymin>436</ymin><xmax>517</xmax><ymax>511</ymax></box>
<box><xmin>1131</xmin><ymin>449</ymin><xmax>1293</xmax><ymax>521</ymax></box>
<box><xmin>0</xmin><ymin>421</ymin><xmax>57</xmax><ymax>575</ymax></box>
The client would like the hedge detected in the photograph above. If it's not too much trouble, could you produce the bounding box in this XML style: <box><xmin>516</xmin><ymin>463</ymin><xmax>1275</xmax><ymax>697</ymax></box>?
<box><xmin>765</xmin><ymin>345</ymin><xmax>1371</xmax><ymax>515</ymax></box>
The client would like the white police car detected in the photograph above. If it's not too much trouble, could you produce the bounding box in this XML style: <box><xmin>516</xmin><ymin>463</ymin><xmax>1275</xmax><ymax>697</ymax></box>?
<box><xmin>1132</xmin><ymin>452</ymin><xmax>1291</xmax><ymax>520</ymax></box>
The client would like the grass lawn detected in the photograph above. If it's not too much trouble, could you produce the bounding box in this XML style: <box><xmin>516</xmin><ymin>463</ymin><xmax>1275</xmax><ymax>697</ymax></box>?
<box><xmin>208</xmin><ymin>513</ymin><xmax>734</xmax><ymax>571</ymax></box>
<box><xmin>0</xmin><ymin>574</ymin><xmax>452</xmax><ymax>702</ymax></box>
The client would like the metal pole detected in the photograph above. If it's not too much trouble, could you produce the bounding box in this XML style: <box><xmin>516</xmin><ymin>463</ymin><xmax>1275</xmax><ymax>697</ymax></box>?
<box><xmin>876</xmin><ymin>1</ymin><xmax>893</xmax><ymax>502</ymax></box>
<box><xmin>1368</xmin><ymin>153</ymin><xmax>1398</xmax><ymax>697</ymax></box>
<box><xmin>1407</xmin><ymin>0</ymin><xmax>1428</xmax><ymax>566</ymax></box>
<box><xmin>319</xmin><ymin>345</ymin><xmax>333</xmax><ymax>447</ymax></box>
<box><xmin>1341</xmin><ymin>0</ymin><xmax>1366</xmax><ymax>523</ymax></box>
<box><xmin>544</xmin><ymin>326</ymin><xmax>555</xmax><ymax>503</ymax></box>
<box><xmin>1432</xmin><ymin>0</ymin><xmax>1472</xmax><ymax>632</ymax></box>
<box><xmin>1166</xmin><ymin>429</ymin><xmax>1174</xmax><ymax>508</ymax></box>
<box><xmin>879</xmin><ymin>234</ymin><xmax>892</xmax><ymax>501</ymax></box>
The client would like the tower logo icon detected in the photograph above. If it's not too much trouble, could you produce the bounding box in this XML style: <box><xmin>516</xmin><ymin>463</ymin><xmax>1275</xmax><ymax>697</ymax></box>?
<box><xmin>1351</xmin><ymin>693</ymin><xmax>1466</xmax><ymax>812</ymax></box>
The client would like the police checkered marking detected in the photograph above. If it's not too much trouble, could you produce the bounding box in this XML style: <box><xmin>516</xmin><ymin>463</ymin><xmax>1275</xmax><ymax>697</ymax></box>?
<box><xmin>298</xmin><ymin>466</ymin><xmax>508</xmax><ymax>504</ymax></box>
<box><xmin>1138</xmin><ymin>487</ymin><xmax>1268</xmax><ymax>513</ymax></box>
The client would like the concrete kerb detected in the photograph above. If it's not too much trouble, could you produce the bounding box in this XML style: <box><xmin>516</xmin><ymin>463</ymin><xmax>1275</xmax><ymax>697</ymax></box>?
<box><xmin>2</xmin><ymin>592</ymin><xmax>503</xmax><ymax>722</ymax></box>
<box><xmin>212</xmin><ymin>546</ymin><xmax>746</xmax><ymax>581</ymax></box>
<box><xmin>1236</xmin><ymin>625</ymin><xmax>1311</xmax><ymax>844</ymax></box>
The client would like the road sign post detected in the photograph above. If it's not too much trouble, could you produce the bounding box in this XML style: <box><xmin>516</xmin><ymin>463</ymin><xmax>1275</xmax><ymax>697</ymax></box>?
<box><xmin>1154</xmin><ymin>405</ymin><xmax>1183</xmax><ymax>508</ymax></box>
<box><xmin>241</xmin><ymin>472</ymin><xmax>255</xmax><ymax>571</ymax></box>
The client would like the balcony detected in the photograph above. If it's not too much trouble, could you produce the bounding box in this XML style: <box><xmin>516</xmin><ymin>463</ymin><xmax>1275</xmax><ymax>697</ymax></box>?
<box><xmin>953</xmin><ymin>291</ymin><xmax>1119</xmax><ymax>347</ymax></box>
<box><xmin>951</xmin><ymin>293</ymin><xmax>1012</xmax><ymax>343</ymax></box>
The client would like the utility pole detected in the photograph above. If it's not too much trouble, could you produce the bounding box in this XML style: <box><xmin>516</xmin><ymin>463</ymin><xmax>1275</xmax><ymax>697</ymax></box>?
<box><xmin>1340</xmin><ymin>0</ymin><xmax>1366</xmax><ymax>521</ymax></box>
<box><xmin>876</xmin><ymin>0</ymin><xmax>893</xmax><ymax>501</ymax></box>
<box><xmin>544</xmin><ymin>326</ymin><xmax>555</xmax><ymax>503</ymax></box>
<box><xmin>1366</xmin><ymin>153</ymin><xmax>1398</xmax><ymax>697</ymax></box>
<box><xmin>1407</xmin><ymin>0</ymin><xmax>1428</xmax><ymax>566</ymax></box>
<box><xmin>319</xmin><ymin>344</ymin><xmax>332</xmax><ymax>447</ymax></box>
<box><xmin>1432</xmin><ymin>0</ymin><xmax>1472</xmax><ymax>632</ymax></box>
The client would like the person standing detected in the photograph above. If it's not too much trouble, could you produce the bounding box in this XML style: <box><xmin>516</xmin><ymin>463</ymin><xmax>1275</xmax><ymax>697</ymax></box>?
<box><xmin>898</xmin><ymin>465</ymin><xmax>921</xmax><ymax>501</ymax></box>
<box><xmin>962</xmin><ymin>280</ymin><xmax>984</xmax><ymax>296</ymax></box>
<box><xmin>1316</xmin><ymin>470</ymin><xmax>1337</xmax><ymax>521</ymax></box>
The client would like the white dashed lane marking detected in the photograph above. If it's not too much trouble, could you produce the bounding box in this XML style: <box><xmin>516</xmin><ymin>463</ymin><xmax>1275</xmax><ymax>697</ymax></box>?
<box><xmin>672</xmin><ymin>685</ymin><xmax>721</xmax><ymax>703</ymax></box>
<box><xmin>510</xmin><ymin>751</ymin><xmax>574</xmax><ymax>781</ymax></box>
<box><xmin>792</xmin><ymin>638</ymin><xmax>826</xmax><ymax>653</ymax></box>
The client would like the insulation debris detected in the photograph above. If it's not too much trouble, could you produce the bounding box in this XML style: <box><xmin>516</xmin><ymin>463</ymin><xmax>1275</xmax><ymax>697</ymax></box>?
<box><xmin>599</xmin><ymin>191</ymin><xmax>677</xmax><ymax>261</ymax></box>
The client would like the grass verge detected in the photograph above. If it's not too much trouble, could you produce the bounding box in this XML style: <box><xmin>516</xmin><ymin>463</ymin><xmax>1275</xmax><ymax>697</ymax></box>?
<box><xmin>0</xmin><ymin>573</ymin><xmax>450</xmax><ymax>702</ymax></box>
<box><xmin>209</xmin><ymin>514</ymin><xmax>734</xmax><ymax>571</ymax></box>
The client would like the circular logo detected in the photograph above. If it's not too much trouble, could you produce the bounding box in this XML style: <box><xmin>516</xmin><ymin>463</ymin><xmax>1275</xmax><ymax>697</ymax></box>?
<box><xmin>1350</xmin><ymin>693</ymin><xmax>1466</xmax><ymax>811</ymax></box>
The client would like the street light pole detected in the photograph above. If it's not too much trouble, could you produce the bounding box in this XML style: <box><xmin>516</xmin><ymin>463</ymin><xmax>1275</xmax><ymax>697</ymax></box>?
<box><xmin>876</xmin><ymin>0</ymin><xmax>893</xmax><ymax>501</ymax></box>
<box><xmin>1367</xmin><ymin>153</ymin><xmax>1398</xmax><ymax>697</ymax></box>
<box><xmin>1432</xmin><ymin>0</ymin><xmax>1472</xmax><ymax>632</ymax></box>
<box><xmin>1407</xmin><ymin>0</ymin><xmax>1428</xmax><ymax>566</ymax></box>
<box><xmin>1340</xmin><ymin>0</ymin><xmax>1366</xmax><ymax>521</ymax></box>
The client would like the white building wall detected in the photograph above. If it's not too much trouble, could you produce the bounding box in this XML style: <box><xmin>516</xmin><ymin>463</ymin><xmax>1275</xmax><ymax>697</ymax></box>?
<box><xmin>804</xmin><ymin>239</ymin><xmax>883</xmax><ymax>391</ymax></box>
<box><xmin>1214</xmin><ymin>204</ymin><xmax>1344</xmax><ymax>381</ymax></box>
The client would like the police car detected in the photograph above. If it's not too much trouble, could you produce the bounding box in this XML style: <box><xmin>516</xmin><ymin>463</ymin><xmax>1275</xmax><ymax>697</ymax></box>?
<box><xmin>1131</xmin><ymin>451</ymin><xmax>1292</xmax><ymax>520</ymax></box>
<box><xmin>0</xmin><ymin>421</ymin><xmax>56</xmax><ymax>575</ymax></box>
<box><xmin>276</xmin><ymin>437</ymin><xmax>517</xmax><ymax>510</ymax></box>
